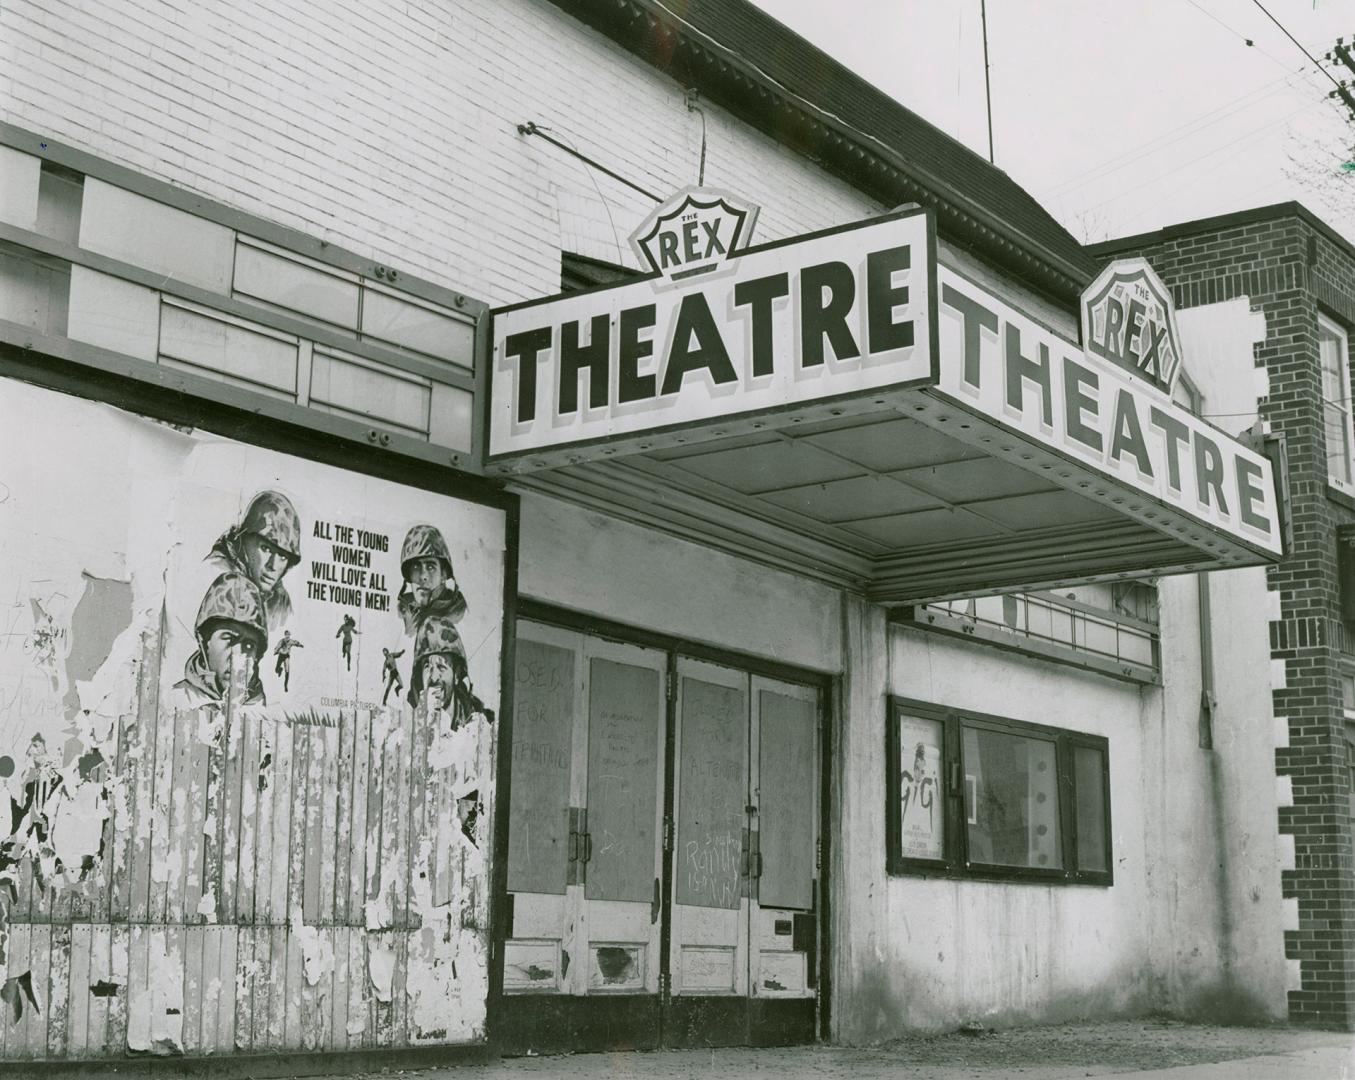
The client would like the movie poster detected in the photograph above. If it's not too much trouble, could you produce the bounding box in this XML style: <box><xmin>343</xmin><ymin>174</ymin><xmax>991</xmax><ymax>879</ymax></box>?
<box><xmin>898</xmin><ymin>714</ymin><xmax>944</xmax><ymax>860</ymax></box>
<box><xmin>158</xmin><ymin>438</ymin><xmax>502</xmax><ymax>723</ymax></box>
<box><xmin>0</xmin><ymin>378</ymin><xmax>507</xmax><ymax>1049</ymax></box>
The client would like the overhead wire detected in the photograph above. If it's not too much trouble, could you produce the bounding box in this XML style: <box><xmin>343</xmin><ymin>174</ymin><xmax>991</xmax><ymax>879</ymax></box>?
<box><xmin>1077</xmin><ymin>96</ymin><xmax>1324</xmax><ymax>218</ymax></box>
<box><xmin>1248</xmin><ymin>0</ymin><xmax>1349</xmax><ymax>93</ymax></box>
<box><xmin>1182</xmin><ymin>0</ymin><xmax>1294</xmax><ymax>71</ymax></box>
<box><xmin>1045</xmin><ymin>67</ymin><xmax>1309</xmax><ymax>198</ymax></box>
<box><xmin>1040</xmin><ymin>0</ymin><xmax>1338</xmax><ymax>201</ymax></box>
<box><xmin>1050</xmin><ymin>16</ymin><xmax>1340</xmax><ymax>202</ymax></box>
<box><xmin>1062</xmin><ymin>8</ymin><xmax>1346</xmax><ymax>224</ymax></box>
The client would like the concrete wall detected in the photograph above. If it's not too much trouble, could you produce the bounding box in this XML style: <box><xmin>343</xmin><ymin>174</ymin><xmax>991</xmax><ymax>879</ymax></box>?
<box><xmin>1169</xmin><ymin>298</ymin><xmax>1295</xmax><ymax>1019</ymax></box>
<box><xmin>518</xmin><ymin>489</ymin><xmax>1283</xmax><ymax>1036</ymax></box>
<box><xmin>516</xmin><ymin>492</ymin><xmax>843</xmax><ymax>672</ymax></box>
<box><xmin>834</xmin><ymin>616</ymin><xmax>1157</xmax><ymax>1039</ymax></box>
<box><xmin>832</xmin><ymin>586</ymin><xmax>1286</xmax><ymax>1040</ymax></box>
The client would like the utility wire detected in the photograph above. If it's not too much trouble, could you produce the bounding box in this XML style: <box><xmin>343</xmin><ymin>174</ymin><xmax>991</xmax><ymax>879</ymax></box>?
<box><xmin>1248</xmin><ymin>0</ymin><xmax>1348</xmax><ymax>93</ymax></box>
<box><xmin>1046</xmin><ymin>67</ymin><xmax>1309</xmax><ymax>197</ymax></box>
<box><xmin>1044</xmin><ymin>48</ymin><xmax>1332</xmax><ymax>198</ymax></box>
<box><xmin>1076</xmin><ymin>97</ymin><xmax>1321</xmax><ymax>216</ymax></box>
<box><xmin>1183</xmin><ymin>0</ymin><xmax>1292</xmax><ymax>71</ymax></box>
<box><xmin>980</xmin><ymin>0</ymin><xmax>995</xmax><ymax>164</ymax></box>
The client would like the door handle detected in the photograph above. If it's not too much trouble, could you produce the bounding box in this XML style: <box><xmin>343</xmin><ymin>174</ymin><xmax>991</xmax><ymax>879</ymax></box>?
<box><xmin>568</xmin><ymin>830</ymin><xmax>579</xmax><ymax>863</ymax></box>
<box><xmin>651</xmin><ymin>878</ymin><xmax>660</xmax><ymax>924</ymax></box>
<box><xmin>582</xmin><ymin>831</ymin><xmax>592</xmax><ymax>864</ymax></box>
<box><xmin>752</xmin><ymin>851</ymin><xmax>764</xmax><ymax>879</ymax></box>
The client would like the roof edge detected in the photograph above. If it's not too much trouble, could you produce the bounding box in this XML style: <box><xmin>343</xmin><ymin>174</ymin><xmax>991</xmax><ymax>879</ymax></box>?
<box><xmin>546</xmin><ymin>0</ymin><xmax>1098</xmax><ymax>299</ymax></box>
<box><xmin>1090</xmin><ymin>200</ymin><xmax>1355</xmax><ymax>268</ymax></box>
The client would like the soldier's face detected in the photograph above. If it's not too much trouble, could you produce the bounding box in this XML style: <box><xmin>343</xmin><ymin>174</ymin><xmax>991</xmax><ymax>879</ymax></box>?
<box><xmin>408</xmin><ymin>557</ymin><xmax>446</xmax><ymax>605</ymax></box>
<box><xmin>421</xmin><ymin>653</ymin><xmax>456</xmax><ymax>707</ymax></box>
<box><xmin>240</xmin><ymin>533</ymin><xmax>291</xmax><ymax>593</ymax></box>
<box><xmin>204</xmin><ymin>625</ymin><xmax>259</xmax><ymax>689</ymax></box>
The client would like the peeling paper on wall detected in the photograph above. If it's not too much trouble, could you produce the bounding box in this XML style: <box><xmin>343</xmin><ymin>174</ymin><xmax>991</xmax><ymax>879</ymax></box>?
<box><xmin>0</xmin><ymin>569</ymin><xmax>141</xmax><ymax>901</ymax></box>
<box><xmin>368</xmin><ymin>943</ymin><xmax>395</xmax><ymax>1003</ymax></box>
<box><xmin>49</xmin><ymin>778</ymin><xmax>104</xmax><ymax>872</ymax></box>
<box><xmin>128</xmin><ymin>935</ymin><xmax>184</xmax><ymax>1055</ymax></box>
<box><xmin>236</xmin><ymin>956</ymin><xmax>259</xmax><ymax>1002</ymax></box>
<box><xmin>399</xmin><ymin>710</ymin><xmax>494</xmax><ymax>1042</ymax></box>
<box><xmin>290</xmin><ymin>908</ymin><xmax>334</xmax><ymax>986</ymax></box>
<box><xmin>364</xmin><ymin>861</ymin><xmax>403</xmax><ymax>931</ymax></box>
<box><xmin>427</xmin><ymin>727</ymin><xmax>460</xmax><ymax>771</ymax></box>
<box><xmin>0</xmin><ymin>383</ymin><xmax>507</xmax><ymax>1054</ymax></box>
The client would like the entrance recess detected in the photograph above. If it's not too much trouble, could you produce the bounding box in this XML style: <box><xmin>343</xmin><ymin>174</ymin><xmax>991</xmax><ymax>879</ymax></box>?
<box><xmin>499</xmin><ymin>620</ymin><xmax>823</xmax><ymax>1052</ymax></box>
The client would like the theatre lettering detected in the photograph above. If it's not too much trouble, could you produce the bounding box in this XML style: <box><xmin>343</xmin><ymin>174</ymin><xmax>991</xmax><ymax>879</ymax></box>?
<box><xmin>489</xmin><ymin>204</ymin><xmax>936</xmax><ymax>461</ymax></box>
<box><xmin>501</xmin><ymin>240</ymin><xmax>915</xmax><ymax>422</ymax></box>
<box><xmin>936</xmin><ymin>265</ymin><xmax>1276</xmax><ymax>546</ymax></box>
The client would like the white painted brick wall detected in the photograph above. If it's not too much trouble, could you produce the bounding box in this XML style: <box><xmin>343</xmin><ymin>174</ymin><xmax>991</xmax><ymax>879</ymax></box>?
<box><xmin>1</xmin><ymin>0</ymin><xmax>876</xmax><ymax>305</ymax></box>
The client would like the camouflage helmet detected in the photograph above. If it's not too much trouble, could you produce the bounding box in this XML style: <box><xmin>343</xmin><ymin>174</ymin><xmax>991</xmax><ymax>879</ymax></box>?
<box><xmin>410</xmin><ymin>615</ymin><xmax>467</xmax><ymax>696</ymax></box>
<box><xmin>237</xmin><ymin>491</ymin><xmax>301</xmax><ymax>564</ymax></box>
<box><xmin>194</xmin><ymin>572</ymin><xmax>268</xmax><ymax>655</ymax></box>
<box><xmin>400</xmin><ymin>524</ymin><xmax>453</xmax><ymax>581</ymax></box>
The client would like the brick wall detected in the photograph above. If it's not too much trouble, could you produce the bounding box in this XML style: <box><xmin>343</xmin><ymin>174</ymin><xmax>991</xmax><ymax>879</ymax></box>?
<box><xmin>1099</xmin><ymin>208</ymin><xmax>1355</xmax><ymax>1029</ymax></box>
<box><xmin>0</xmin><ymin>0</ymin><xmax>875</xmax><ymax>307</ymax></box>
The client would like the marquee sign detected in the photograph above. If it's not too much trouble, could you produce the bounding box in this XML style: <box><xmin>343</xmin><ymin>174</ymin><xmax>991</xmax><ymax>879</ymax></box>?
<box><xmin>489</xmin><ymin>198</ymin><xmax>936</xmax><ymax>462</ymax></box>
<box><xmin>935</xmin><ymin>263</ymin><xmax>1282</xmax><ymax>559</ymax></box>
<box><xmin>486</xmin><ymin>197</ymin><xmax>1284</xmax><ymax>564</ymax></box>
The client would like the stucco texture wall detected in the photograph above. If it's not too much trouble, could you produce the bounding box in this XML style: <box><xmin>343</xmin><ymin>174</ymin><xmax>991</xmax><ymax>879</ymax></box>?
<box><xmin>1166</xmin><ymin>300</ymin><xmax>1293</xmax><ymax>1020</ymax></box>
<box><xmin>833</xmin><ymin>607</ymin><xmax>1287</xmax><ymax>1040</ymax></box>
<box><xmin>515</xmin><ymin>491</ymin><xmax>842</xmax><ymax>671</ymax></box>
<box><xmin>831</xmin><ymin>625</ymin><xmax>1155</xmax><ymax>1039</ymax></box>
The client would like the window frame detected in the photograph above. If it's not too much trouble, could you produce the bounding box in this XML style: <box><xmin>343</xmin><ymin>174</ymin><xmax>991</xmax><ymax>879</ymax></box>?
<box><xmin>1319</xmin><ymin>312</ymin><xmax>1354</xmax><ymax>493</ymax></box>
<box><xmin>1340</xmin><ymin>661</ymin><xmax>1355</xmax><ymax>822</ymax></box>
<box><xmin>885</xmin><ymin>697</ymin><xmax>1113</xmax><ymax>886</ymax></box>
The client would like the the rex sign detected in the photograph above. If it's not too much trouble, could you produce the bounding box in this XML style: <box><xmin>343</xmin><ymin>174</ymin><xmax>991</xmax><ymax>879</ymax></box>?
<box><xmin>630</xmin><ymin>187</ymin><xmax>759</xmax><ymax>281</ymax></box>
<box><xmin>934</xmin><ymin>263</ymin><xmax>1283</xmax><ymax>559</ymax></box>
<box><xmin>488</xmin><ymin>204</ymin><xmax>935</xmax><ymax>461</ymax></box>
<box><xmin>1080</xmin><ymin>258</ymin><xmax>1182</xmax><ymax>394</ymax></box>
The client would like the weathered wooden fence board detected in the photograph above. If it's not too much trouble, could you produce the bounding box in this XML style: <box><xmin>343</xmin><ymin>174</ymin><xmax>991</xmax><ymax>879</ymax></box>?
<box><xmin>2</xmin><ymin>687</ymin><xmax>492</xmax><ymax>1059</ymax></box>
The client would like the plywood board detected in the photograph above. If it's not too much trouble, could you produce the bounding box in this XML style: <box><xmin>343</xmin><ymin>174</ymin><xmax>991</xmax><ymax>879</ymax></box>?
<box><xmin>675</xmin><ymin>679</ymin><xmax>746</xmax><ymax>910</ymax></box>
<box><xmin>585</xmin><ymin>659</ymin><xmax>660</xmax><ymax>902</ymax></box>
<box><xmin>756</xmin><ymin>690</ymin><xmax>817</xmax><ymax>910</ymax></box>
<box><xmin>506</xmin><ymin>639</ymin><xmax>574</xmax><ymax>895</ymax></box>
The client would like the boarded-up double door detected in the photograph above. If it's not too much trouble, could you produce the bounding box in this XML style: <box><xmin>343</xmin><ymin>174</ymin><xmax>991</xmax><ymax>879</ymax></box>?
<box><xmin>501</xmin><ymin>622</ymin><xmax>822</xmax><ymax>1051</ymax></box>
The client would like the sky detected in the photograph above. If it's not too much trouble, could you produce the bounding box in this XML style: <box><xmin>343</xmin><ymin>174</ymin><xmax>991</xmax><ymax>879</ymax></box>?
<box><xmin>747</xmin><ymin>0</ymin><xmax>1355</xmax><ymax>244</ymax></box>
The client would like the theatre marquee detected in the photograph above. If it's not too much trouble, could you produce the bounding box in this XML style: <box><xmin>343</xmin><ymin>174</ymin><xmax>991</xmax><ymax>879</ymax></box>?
<box><xmin>486</xmin><ymin>195</ymin><xmax>1285</xmax><ymax>600</ymax></box>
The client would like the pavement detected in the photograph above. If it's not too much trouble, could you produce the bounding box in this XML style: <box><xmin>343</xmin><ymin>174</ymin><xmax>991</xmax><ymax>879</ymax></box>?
<box><xmin>308</xmin><ymin>1021</ymin><xmax>1355</xmax><ymax>1080</ymax></box>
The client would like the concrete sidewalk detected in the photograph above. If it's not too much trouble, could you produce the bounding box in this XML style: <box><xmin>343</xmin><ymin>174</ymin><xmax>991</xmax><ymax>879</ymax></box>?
<box><xmin>300</xmin><ymin>1022</ymin><xmax>1354</xmax><ymax>1080</ymax></box>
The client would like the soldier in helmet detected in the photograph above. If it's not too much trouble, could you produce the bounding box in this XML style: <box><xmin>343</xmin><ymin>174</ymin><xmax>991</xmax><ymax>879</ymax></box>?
<box><xmin>175</xmin><ymin>572</ymin><xmax>268</xmax><ymax>707</ymax></box>
<box><xmin>208</xmin><ymin>490</ymin><xmax>302</xmax><ymax>631</ymax></box>
<box><xmin>407</xmin><ymin>615</ymin><xmax>490</xmax><ymax>725</ymax></box>
<box><xmin>396</xmin><ymin>524</ymin><xmax>467</xmax><ymax>636</ymax></box>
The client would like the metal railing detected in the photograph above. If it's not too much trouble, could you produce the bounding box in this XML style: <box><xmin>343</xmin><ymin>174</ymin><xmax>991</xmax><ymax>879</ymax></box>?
<box><xmin>906</xmin><ymin>589</ymin><xmax>1160</xmax><ymax>683</ymax></box>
